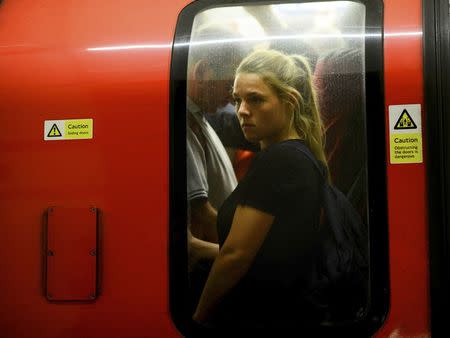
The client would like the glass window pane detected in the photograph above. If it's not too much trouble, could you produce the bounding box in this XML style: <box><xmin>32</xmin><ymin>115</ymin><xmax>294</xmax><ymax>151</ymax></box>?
<box><xmin>181</xmin><ymin>1</ymin><xmax>373</xmax><ymax>332</ymax></box>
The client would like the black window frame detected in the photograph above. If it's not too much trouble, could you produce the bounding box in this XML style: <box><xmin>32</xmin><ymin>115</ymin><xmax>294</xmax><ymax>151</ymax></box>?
<box><xmin>169</xmin><ymin>1</ymin><xmax>389</xmax><ymax>336</ymax></box>
<box><xmin>424</xmin><ymin>0</ymin><xmax>450</xmax><ymax>335</ymax></box>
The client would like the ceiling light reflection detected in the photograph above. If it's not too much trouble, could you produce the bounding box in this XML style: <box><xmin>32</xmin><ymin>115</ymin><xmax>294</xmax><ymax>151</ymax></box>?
<box><xmin>86</xmin><ymin>31</ymin><xmax>422</xmax><ymax>52</ymax></box>
<box><xmin>87</xmin><ymin>44</ymin><xmax>171</xmax><ymax>51</ymax></box>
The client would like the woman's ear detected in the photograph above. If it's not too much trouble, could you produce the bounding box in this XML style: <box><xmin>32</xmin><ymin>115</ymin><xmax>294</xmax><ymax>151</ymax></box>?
<box><xmin>283</xmin><ymin>97</ymin><xmax>296</xmax><ymax>117</ymax></box>
<box><xmin>282</xmin><ymin>95</ymin><xmax>298</xmax><ymax>131</ymax></box>
<box><xmin>285</xmin><ymin>90</ymin><xmax>302</xmax><ymax>114</ymax></box>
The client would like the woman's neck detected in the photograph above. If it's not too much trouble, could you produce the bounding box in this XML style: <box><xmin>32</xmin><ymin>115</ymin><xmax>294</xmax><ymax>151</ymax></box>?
<box><xmin>260</xmin><ymin>129</ymin><xmax>301</xmax><ymax>150</ymax></box>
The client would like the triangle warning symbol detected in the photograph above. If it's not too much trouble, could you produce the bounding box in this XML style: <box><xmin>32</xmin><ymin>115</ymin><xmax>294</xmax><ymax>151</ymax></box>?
<box><xmin>394</xmin><ymin>109</ymin><xmax>417</xmax><ymax>130</ymax></box>
<box><xmin>47</xmin><ymin>124</ymin><xmax>62</xmax><ymax>137</ymax></box>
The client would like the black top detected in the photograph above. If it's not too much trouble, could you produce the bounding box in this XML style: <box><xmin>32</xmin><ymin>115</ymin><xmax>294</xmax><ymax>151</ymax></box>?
<box><xmin>215</xmin><ymin>139</ymin><xmax>323</xmax><ymax>328</ymax></box>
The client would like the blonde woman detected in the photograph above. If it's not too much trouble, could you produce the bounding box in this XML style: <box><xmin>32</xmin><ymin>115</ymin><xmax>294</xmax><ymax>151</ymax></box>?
<box><xmin>193</xmin><ymin>49</ymin><xmax>329</xmax><ymax>329</ymax></box>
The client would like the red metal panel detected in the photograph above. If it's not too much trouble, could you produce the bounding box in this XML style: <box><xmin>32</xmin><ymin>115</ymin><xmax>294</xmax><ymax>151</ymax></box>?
<box><xmin>375</xmin><ymin>0</ymin><xmax>431</xmax><ymax>337</ymax></box>
<box><xmin>0</xmin><ymin>0</ymin><xmax>189</xmax><ymax>337</ymax></box>
<box><xmin>46</xmin><ymin>207</ymin><xmax>97</xmax><ymax>301</ymax></box>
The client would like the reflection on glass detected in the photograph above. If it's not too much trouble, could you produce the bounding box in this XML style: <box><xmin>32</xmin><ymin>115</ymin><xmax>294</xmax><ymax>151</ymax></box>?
<box><xmin>185</xmin><ymin>1</ymin><xmax>368</xmax><ymax>330</ymax></box>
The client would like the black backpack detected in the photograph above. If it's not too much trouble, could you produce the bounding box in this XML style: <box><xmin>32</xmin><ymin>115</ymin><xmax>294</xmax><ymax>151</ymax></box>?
<box><xmin>295</xmin><ymin>143</ymin><xmax>369</xmax><ymax>323</ymax></box>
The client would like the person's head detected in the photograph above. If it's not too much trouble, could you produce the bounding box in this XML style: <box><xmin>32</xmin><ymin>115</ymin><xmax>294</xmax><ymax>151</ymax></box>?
<box><xmin>233</xmin><ymin>49</ymin><xmax>327</xmax><ymax>167</ymax></box>
<box><xmin>314</xmin><ymin>48</ymin><xmax>364</xmax><ymax>189</ymax></box>
<box><xmin>270</xmin><ymin>39</ymin><xmax>319</xmax><ymax>73</ymax></box>
<box><xmin>314</xmin><ymin>48</ymin><xmax>363</xmax><ymax>125</ymax></box>
<box><xmin>187</xmin><ymin>23</ymin><xmax>245</xmax><ymax>114</ymax></box>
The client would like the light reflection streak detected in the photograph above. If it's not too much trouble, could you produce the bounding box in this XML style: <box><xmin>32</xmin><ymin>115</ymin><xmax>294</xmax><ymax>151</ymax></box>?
<box><xmin>86</xmin><ymin>31</ymin><xmax>423</xmax><ymax>51</ymax></box>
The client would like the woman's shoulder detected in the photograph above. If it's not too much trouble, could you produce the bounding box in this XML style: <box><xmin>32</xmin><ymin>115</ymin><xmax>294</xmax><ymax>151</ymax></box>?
<box><xmin>260</xmin><ymin>140</ymin><xmax>312</xmax><ymax>163</ymax></box>
<box><xmin>248</xmin><ymin>140</ymin><xmax>322</xmax><ymax>191</ymax></box>
<box><xmin>249</xmin><ymin>140</ymin><xmax>318</xmax><ymax>181</ymax></box>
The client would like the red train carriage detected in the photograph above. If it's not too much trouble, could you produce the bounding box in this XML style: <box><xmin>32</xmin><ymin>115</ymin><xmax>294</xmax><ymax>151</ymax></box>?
<box><xmin>0</xmin><ymin>0</ymin><xmax>448</xmax><ymax>337</ymax></box>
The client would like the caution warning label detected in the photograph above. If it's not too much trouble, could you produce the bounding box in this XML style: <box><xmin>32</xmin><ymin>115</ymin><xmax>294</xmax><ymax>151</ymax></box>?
<box><xmin>44</xmin><ymin>119</ymin><xmax>93</xmax><ymax>141</ymax></box>
<box><xmin>394</xmin><ymin>109</ymin><xmax>417</xmax><ymax>130</ymax></box>
<box><xmin>47</xmin><ymin>124</ymin><xmax>62</xmax><ymax>137</ymax></box>
<box><xmin>389</xmin><ymin>104</ymin><xmax>422</xmax><ymax>164</ymax></box>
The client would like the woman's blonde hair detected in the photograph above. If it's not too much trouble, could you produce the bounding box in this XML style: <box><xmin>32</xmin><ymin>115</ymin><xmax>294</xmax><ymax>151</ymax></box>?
<box><xmin>236</xmin><ymin>49</ymin><xmax>328</xmax><ymax>171</ymax></box>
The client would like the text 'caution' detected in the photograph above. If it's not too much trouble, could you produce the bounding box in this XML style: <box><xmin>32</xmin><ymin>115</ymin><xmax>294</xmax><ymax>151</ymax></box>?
<box><xmin>389</xmin><ymin>105</ymin><xmax>422</xmax><ymax>164</ymax></box>
<box><xmin>44</xmin><ymin>119</ymin><xmax>93</xmax><ymax>141</ymax></box>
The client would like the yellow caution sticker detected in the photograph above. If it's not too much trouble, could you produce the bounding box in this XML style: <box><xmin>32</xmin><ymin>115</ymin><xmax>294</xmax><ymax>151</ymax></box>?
<box><xmin>389</xmin><ymin>105</ymin><xmax>422</xmax><ymax>164</ymax></box>
<box><xmin>390</xmin><ymin>133</ymin><xmax>423</xmax><ymax>163</ymax></box>
<box><xmin>44</xmin><ymin>119</ymin><xmax>93</xmax><ymax>141</ymax></box>
<box><xmin>394</xmin><ymin>109</ymin><xmax>417</xmax><ymax>130</ymax></box>
<box><xmin>47</xmin><ymin>124</ymin><xmax>62</xmax><ymax>137</ymax></box>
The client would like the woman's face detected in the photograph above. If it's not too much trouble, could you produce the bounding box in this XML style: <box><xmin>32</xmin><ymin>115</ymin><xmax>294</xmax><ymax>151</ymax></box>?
<box><xmin>233</xmin><ymin>72</ymin><xmax>291</xmax><ymax>149</ymax></box>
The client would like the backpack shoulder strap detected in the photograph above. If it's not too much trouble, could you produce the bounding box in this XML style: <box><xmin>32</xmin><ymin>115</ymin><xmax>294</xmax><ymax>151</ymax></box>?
<box><xmin>290</xmin><ymin>142</ymin><xmax>328</xmax><ymax>179</ymax></box>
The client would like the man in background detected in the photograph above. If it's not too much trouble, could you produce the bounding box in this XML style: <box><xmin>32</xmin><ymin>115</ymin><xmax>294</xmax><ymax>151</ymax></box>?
<box><xmin>186</xmin><ymin>23</ymin><xmax>245</xmax><ymax>306</ymax></box>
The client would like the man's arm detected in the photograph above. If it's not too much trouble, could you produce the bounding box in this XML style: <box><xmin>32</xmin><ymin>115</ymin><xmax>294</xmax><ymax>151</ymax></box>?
<box><xmin>188</xmin><ymin>198</ymin><xmax>220</xmax><ymax>269</ymax></box>
<box><xmin>190</xmin><ymin>197</ymin><xmax>218</xmax><ymax>243</ymax></box>
<box><xmin>188</xmin><ymin>228</ymin><xmax>219</xmax><ymax>265</ymax></box>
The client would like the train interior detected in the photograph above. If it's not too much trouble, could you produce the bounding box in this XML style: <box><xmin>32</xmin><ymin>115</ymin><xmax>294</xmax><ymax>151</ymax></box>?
<box><xmin>179</xmin><ymin>1</ymin><xmax>378</xmax><ymax>334</ymax></box>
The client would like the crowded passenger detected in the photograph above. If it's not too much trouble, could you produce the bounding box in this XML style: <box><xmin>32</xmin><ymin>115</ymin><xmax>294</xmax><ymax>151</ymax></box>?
<box><xmin>193</xmin><ymin>49</ymin><xmax>329</xmax><ymax>329</ymax></box>
<box><xmin>186</xmin><ymin>23</ymin><xmax>249</xmax><ymax>310</ymax></box>
<box><xmin>314</xmin><ymin>48</ymin><xmax>366</xmax><ymax>215</ymax></box>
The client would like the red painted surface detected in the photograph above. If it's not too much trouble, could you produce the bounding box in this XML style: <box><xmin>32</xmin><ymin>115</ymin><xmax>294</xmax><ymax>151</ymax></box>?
<box><xmin>375</xmin><ymin>0</ymin><xmax>430</xmax><ymax>337</ymax></box>
<box><xmin>0</xmin><ymin>1</ymin><xmax>189</xmax><ymax>337</ymax></box>
<box><xmin>46</xmin><ymin>207</ymin><xmax>97</xmax><ymax>301</ymax></box>
<box><xmin>0</xmin><ymin>0</ymin><xmax>432</xmax><ymax>337</ymax></box>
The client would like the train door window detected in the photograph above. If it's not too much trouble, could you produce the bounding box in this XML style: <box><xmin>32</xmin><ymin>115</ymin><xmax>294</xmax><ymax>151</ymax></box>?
<box><xmin>170</xmin><ymin>1</ymin><xmax>388</xmax><ymax>336</ymax></box>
